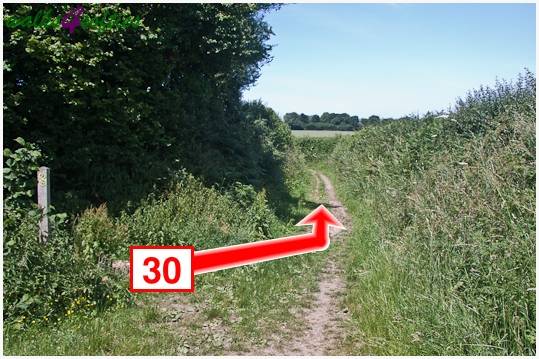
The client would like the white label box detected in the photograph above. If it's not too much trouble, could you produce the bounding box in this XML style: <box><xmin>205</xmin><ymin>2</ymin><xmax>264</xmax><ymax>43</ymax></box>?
<box><xmin>130</xmin><ymin>246</ymin><xmax>194</xmax><ymax>292</ymax></box>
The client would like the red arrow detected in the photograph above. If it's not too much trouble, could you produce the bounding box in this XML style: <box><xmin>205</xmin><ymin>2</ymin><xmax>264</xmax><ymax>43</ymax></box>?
<box><xmin>193</xmin><ymin>205</ymin><xmax>344</xmax><ymax>275</ymax></box>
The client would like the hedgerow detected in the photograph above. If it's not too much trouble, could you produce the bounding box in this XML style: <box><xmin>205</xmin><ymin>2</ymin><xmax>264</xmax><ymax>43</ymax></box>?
<box><xmin>3</xmin><ymin>3</ymin><xmax>282</xmax><ymax>214</ymax></box>
<box><xmin>330</xmin><ymin>71</ymin><xmax>535</xmax><ymax>354</ymax></box>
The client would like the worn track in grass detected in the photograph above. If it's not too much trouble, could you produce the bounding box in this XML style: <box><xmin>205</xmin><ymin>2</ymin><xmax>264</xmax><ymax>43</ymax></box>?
<box><xmin>243</xmin><ymin>171</ymin><xmax>352</xmax><ymax>355</ymax></box>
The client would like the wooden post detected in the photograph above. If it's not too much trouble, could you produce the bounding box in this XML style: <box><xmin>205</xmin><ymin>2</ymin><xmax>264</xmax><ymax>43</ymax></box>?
<box><xmin>37</xmin><ymin>166</ymin><xmax>50</xmax><ymax>243</ymax></box>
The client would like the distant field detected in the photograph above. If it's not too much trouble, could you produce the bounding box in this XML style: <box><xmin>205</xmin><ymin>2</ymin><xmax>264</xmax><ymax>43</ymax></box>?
<box><xmin>291</xmin><ymin>130</ymin><xmax>356</xmax><ymax>137</ymax></box>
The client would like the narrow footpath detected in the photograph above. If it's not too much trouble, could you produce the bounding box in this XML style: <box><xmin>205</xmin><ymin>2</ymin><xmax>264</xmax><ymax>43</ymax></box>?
<box><xmin>246</xmin><ymin>171</ymin><xmax>351</xmax><ymax>355</ymax></box>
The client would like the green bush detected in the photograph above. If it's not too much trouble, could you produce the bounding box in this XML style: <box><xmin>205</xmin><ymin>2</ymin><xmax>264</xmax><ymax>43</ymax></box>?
<box><xmin>3</xmin><ymin>211</ymin><xmax>131</xmax><ymax>330</ymax></box>
<box><xmin>3</xmin><ymin>137</ymin><xmax>43</xmax><ymax>212</ymax></box>
<box><xmin>3</xmin><ymin>3</ymin><xmax>280</xmax><ymax>213</ymax></box>
<box><xmin>118</xmin><ymin>172</ymin><xmax>283</xmax><ymax>251</ymax></box>
<box><xmin>226</xmin><ymin>182</ymin><xmax>275</xmax><ymax>237</ymax></box>
<box><xmin>74</xmin><ymin>205</ymin><xmax>127</xmax><ymax>263</ymax></box>
<box><xmin>451</xmin><ymin>69</ymin><xmax>536</xmax><ymax>136</ymax></box>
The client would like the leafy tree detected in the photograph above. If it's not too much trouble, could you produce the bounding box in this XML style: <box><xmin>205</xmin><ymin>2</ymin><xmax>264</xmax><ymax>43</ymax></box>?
<box><xmin>320</xmin><ymin>112</ymin><xmax>331</xmax><ymax>122</ymax></box>
<box><xmin>3</xmin><ymin>3</ymin><xmax>279</xmax><ymax>212</ymax></box>
<box><xmin>283</xmin><ymin>111</ymin><xmax>360</xmax><ymax>131</ymax></box>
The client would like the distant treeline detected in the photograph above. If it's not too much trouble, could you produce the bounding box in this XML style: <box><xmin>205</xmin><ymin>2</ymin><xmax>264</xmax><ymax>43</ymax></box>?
<box><xmin>284</xmin><ymin>112</ymin><xmax>398</xmax><ymax>131</ymax></box>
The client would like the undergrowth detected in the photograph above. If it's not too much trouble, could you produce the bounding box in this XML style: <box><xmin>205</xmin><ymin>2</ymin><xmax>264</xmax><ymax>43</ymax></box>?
<box><xmin>3</xmin><ymin>144</ymin><xmax>325</xmax><ymax>355</ymax></box>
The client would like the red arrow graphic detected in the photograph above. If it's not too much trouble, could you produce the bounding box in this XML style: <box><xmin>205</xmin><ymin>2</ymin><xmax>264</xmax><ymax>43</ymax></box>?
<box><xmin>193</xmin><ymin>205</ymin><xmax>344</xmax><ymax>275</ymax></box>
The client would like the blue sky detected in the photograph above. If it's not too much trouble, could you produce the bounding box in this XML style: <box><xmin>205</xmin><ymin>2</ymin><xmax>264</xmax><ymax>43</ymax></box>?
<box><xmin>243</xmin><ymin>3</ymin><xmax>536</xmax><ymax>118</ymax></box>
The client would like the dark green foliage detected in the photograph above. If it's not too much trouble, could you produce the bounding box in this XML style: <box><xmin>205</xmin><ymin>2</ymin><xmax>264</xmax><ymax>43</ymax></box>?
<box><xmin>331</xmin><ymin>71</ymin><xmax>535</xmax><ymax>354</ymax></box>
<box><xmin>284</xmin><ymin>112</ymin><xmax>361</xmax><ymax>131</ymax></box>
<box><xmin>3</xmin><ymin>3</ymin><xmax>279</xmax><ymax>213</ymax></box>
<box><xmin>284</xmin><ymin>111</ymin><xmax>400</xmax><ymax>131</ymax></box>
<box><xmin>238</xmin><ymin>100</ymin><xmax>292</xmax><ymax>186</ymax></box>
<box><xmin>361</xmin><ymin>114</ymin><xmax>381</xmax><ymax>126</ymax></box>
<box><xmin>116</xmin><ymin>172</ymin><xmax>283</xmax><ymax>250</ymax></box>
<box><xmin>74</xmin><ymin>205</ymin><xmax>126</xmax><ymax>263</ymax></box>
<box><xmin>3</xmin><ymin>138</ymin><xmax>43</xmax><ymax>211</ymax></box>
<box><xmin>450</xmin><ymin>68</ymin><xmax>536</xmax><ymax>136</ymax></box>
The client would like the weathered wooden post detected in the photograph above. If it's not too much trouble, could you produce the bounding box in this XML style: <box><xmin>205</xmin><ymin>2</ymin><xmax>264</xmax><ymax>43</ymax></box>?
<box><xmin>37</xmin><ymin>166</ymin><xmax>50</xmax><ymax>243</ymax></box>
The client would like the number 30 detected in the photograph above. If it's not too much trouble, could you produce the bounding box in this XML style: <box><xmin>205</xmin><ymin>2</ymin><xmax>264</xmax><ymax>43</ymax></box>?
<box><xmin>143</xmin><ymin>257</ymin><xmax>181</xmax><ymax>284</ymax></box>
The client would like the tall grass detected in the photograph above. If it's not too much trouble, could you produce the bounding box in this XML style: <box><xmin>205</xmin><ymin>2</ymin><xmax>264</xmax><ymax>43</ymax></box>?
<box><xmin>294</xmin><ymin>136</ymin><xmax>339</xmax><ymax>163</ymax></box>
<box><xmin>328</xmin><ymin>71</ymin><xmax>535</xmax><ymax>355</ymax></box>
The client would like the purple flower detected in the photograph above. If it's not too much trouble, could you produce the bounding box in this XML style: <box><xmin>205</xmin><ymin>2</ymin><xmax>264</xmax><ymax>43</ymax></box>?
<box><xmin>61</xmin><ymin>5</ymin><xmax>85</xmax><ymax>34</ymax></box>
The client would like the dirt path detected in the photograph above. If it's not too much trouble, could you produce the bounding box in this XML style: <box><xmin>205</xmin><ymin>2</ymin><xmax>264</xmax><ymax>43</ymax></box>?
<box><xmin>247</xmin><ymin>171</ymin><xmax>351</xmax><ymax>355</ymax></box>
<box><xmin>116</xmin><ymin>171</ymin><xmax>353</xmax><ymax>355</ymax></box>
